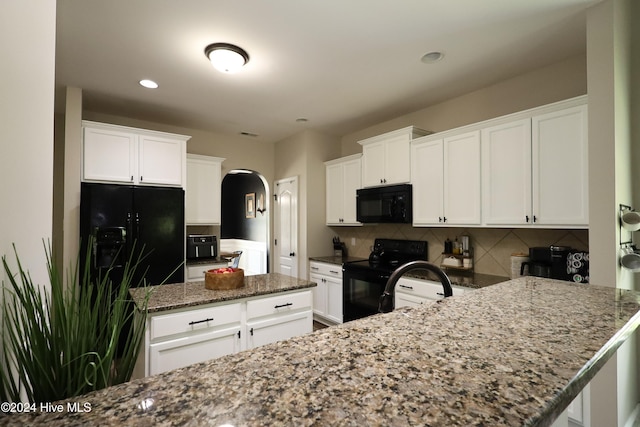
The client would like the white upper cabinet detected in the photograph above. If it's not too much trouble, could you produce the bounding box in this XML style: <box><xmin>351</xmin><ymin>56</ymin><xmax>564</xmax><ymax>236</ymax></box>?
<box><xmin>82</xmin><ymin>125</ymin><xmax>137</xmax><ymax>183</ymax></box>
<box><xmin>186</xmin><ymin>154</ymin><xmax>225</xmax><ymax>225</ymax></box>
<box><xmin>412</xmin><ymin>131</ymin><xmax>481</xmax><ymax>226</ymax></box>
<box><xmin>443</xmin><ymin>131</ymin><xmax>481</xmax><ymax>225</ymax></box>
<box><xmin>325</xmin><ymin>154</ymin><xmax>361</xmax><ymax>226</ymax></box>
<box><xmin>481</xmin><ymin>119</ymin><xmax>533</xmax><ymax>226</ymax></box>
<box><xmin>532</xmin><ymin>104</ymin><xmax>588</xmax><ymax>226</ymax></box>
<box><xmin>481</xmin><ymin>101</ymin><xmax>588</xmax><ymax>228</ymax></box>
<box><xmin>411</xmin><ymin>95</ymin><xmax>587</xmax><ymax>229</ymax></box>
<box><xmin>82</xmin><ymin>121</ymin><xmax>190</xmax><ymax>187</ymax></box>
<box><xmin>359</xmin><ymin>126</ymin><xmax>430</xmax><ymax>188</ymax></box>
<box><xmin>138</xmin><ymin>134</ymin><xmax>185</xmax><ymax>186</ymax></box>
<box><xmin>411</xmin><ymin>139</ymin><xmax>444</xmax><ymax>225</ymax></box>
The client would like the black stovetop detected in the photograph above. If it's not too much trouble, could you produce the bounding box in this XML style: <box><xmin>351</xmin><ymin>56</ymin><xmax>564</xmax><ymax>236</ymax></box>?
<box><xmin>344</xmin><ymin>238</ymin><xmax>428</xmax><ymax>273</ymax></box>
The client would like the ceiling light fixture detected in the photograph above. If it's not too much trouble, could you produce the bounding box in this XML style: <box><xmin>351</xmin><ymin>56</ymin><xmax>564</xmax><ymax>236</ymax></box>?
<box><xmin>204</xmin><ymin>43</ymin><xmax>250</xmax><ymax>73</ymax></box>
<box><xmin>139</xmin><ymin>79</ymin><xmax>158</xmax><ymax>89</ymax></box>
<box><xmin>421</xmin><ymin>51</ymin><xmax>444</xmax><ymax>64</ymax></box>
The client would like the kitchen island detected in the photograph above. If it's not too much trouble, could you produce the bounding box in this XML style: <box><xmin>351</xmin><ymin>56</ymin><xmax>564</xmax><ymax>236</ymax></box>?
<box><xmin>129</xmin><ymin>272</ymin><xmax>318</xmax><ymax>377</ymax></box>
<box><xmin>4</xmin><ymin>277</ymin><xmax>640</xmax><ymax>426</ymax></box>
<box><xmin>129</xmin><ymin>271</ymin><xmax>318</xmax><ymax>313</ymax></box>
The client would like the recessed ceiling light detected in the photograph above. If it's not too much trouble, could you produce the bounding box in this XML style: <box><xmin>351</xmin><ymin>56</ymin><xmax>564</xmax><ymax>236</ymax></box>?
<box><xmin>296</xmin><ymin>118</ymin><xmax>308</xmax><ymax>123</ymax></box>
<box><xmin>421</xmin><ymin>51</ymin><xmax>444</xmax><ymax>64</ymax></box>
<box><xmin>139</xmin><ymin>79</ymin><xmax>158</xmax><ymax>89</ymax></box>
<box><xmin>204</xmin><ymin>43</ymin><xmax>250</xmax><ymax>74</ymax></box>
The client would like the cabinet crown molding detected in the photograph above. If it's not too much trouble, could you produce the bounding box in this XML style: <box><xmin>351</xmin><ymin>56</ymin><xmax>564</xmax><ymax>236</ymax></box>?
<box><xmin>82</xmin><ymin>120</ymin><xmax>191</xmax><ymax>142</ymax></box>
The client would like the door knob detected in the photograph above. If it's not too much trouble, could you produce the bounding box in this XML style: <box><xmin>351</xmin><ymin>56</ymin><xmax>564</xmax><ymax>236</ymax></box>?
<box><xmin>289</xmin><ymin>252</ymin><xmax>295</xmax><ymax>257</ymax></box>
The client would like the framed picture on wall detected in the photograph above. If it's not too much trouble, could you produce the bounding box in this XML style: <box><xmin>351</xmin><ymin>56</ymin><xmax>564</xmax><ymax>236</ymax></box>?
<box><xmin>245</xmin><ymin>193</ymin><xmax>256</xmax><ymax>218</ymax></box>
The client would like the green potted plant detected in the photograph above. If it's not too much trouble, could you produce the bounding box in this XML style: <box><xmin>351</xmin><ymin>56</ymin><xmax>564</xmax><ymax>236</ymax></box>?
<box><xmin>0</xmin><ymin>240</ymin><xmax>153</xmax><ymax>403</ymax></box>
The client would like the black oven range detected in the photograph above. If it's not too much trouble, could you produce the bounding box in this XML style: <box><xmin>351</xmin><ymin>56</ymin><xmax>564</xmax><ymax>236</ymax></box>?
<box><xmin>342</xmin><ymin>238</ymin><xmax>428</xmax><ymax>322</ymax></box>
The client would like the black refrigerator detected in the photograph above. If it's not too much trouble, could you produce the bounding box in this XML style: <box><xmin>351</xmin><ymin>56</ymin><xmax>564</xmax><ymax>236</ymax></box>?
<box><xmin>80</xmin><ymin>182</ymin><xmax>185</xmax><ymax>287</ymax></box>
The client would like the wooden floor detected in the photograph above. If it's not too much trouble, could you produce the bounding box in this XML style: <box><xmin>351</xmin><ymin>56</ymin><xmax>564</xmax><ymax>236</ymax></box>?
<box><xmin>313</xmin><ymin>321</ymin><xmax>329</xmax><ymax>331</ymax></box>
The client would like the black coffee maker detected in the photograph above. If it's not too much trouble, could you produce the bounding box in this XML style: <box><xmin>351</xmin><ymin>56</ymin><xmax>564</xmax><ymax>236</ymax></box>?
<box><xmin>521</xmin><ymin>246</ymin><xmax>572</xmax><ymax>280</ymax></box>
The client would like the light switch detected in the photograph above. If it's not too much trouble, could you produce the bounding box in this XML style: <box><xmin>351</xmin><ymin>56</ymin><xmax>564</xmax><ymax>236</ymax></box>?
<box><xmin>351</xmin><ymin>237</ymin><xmax>356</xmax><ymax>246</ymax></box>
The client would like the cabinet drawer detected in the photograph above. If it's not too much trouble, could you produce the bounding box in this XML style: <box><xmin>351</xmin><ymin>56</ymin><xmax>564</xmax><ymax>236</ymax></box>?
<box><xmin>395</xmin><ymin>277</ymin><xmax>466</xmax><ymax>300</ymax></box>
<box><xmin>149</xmin><ymin>303</ymin><xmax>242</xmax><ymax>341</ymax></box>
<box><xmin>309</xmin><ymin>261</ymin><xmax>342</xmax><ymax>278</ymax></box>
<box><xmin>247</xmin><ymin>291</ymin><xmax>312</xmax><ymax>320</ymax></box>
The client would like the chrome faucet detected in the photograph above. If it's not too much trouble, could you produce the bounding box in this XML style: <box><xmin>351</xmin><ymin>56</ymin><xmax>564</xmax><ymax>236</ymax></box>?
<box><xmin>378</xmin><ymin>260</ymin><xmax>453</xmax><ymax>313</ymax></box>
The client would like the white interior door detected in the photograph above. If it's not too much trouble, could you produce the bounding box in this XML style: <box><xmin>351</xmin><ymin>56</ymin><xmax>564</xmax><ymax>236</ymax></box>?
<box><xmin>274</xmin><ymin>177</ymin><xmax>298</xmax><ymax>277</ymax></box>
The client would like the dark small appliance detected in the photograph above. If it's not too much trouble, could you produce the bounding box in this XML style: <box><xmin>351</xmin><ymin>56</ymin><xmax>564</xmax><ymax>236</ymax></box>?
<box><xmin>356</xmin><ymin>184</ymin><xmax>412</xmax><ymax>224</ymax></box>
<box><xmin>521</xmin><ymin>246</ymin><xmax>573</xmax><ymax>280</ymax></box>
<box><xmin>187</xmin><ymin>235</ymin><xmax>218</xmax><ymax>260</ymax></box>
<box><xmin>342</xmin><ymin>238</ymin><xmax>428</xmax><ymax>321</ymax></box>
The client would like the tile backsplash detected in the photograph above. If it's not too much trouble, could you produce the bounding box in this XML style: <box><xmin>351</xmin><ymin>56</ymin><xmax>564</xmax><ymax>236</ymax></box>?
<box><xmin>330</xmin><ymin>225</ymin><xmax>588</xmax><ymax>278</ymax></box>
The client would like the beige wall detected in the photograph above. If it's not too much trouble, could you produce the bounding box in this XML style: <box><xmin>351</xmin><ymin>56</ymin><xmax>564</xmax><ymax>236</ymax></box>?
<box><xmin>340</xmin><ymin>54</ymin><xmax>587</xmax><ymax>156</ymax></box>
<box><xmin>1</xmin><ymin>0</ymin><xmax>56</xmax><ymax>287</ymax></box>
<box><xmin>274</xmin><ymin>130</ymin><xmax>340</xmax><ymax>278</ymax></box>
<box><xmin>587</xmin><ymin>0</ymin><xmax>639</xmax><ymax>426</ymax></box>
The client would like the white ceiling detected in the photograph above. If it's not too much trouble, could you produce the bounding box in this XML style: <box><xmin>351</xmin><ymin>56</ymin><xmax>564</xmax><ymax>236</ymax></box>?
<box><xmin>55</xmin><ymin>0</ymin><xmax>601</xmax><ymax>144</ymax></box>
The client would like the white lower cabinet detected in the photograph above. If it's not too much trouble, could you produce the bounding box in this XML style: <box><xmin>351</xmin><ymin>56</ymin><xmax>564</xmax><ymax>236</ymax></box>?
<box><xmin>143</xmin><ymin>289</ymin><xmax>313</xmax><ymax>376</ymax></box>
<box><xmin>394</xmin><ymin>277</ymin><xmax>467</xmax><ymax>308</ymax></box>
<box><xmin>246</xmin><ymin>290</ymin><xmax>313</xmax><ymax>348</ymax></box>
<box><xmin>309</xmin><ymin>261</ymin><xmax>343</xmax><ymax>324</ymax></box>
<box><xmin>149</xmin><ymin>326</ymin><xmax>241</xmax><ymax>375</ymax></box>
<box><xmin>147</xmin><ymin>302</ymin><xmax>242</xmax><ymax>376</ymax></box>
<box><xmin>247</xmin><ymin>311</ymin><xmax>313</xmax><ymax>348</ymax></box>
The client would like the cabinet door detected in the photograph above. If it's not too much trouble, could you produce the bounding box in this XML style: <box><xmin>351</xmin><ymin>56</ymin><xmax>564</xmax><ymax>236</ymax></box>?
<box><xmin>309</xmin><ymin>272</ymin><xmax>327</xmax><ymax>317</ymax></box>
<box><xmin>341</xmin><ymin>158</ymin><xmax>361</xmax><ymax>224</ymax></box>
<box><xmin>325</xmin><ymin>163</ymin><xmax>344</xmax><ymax>225</ymax></box>
<box><xmin>138</xmin><ymin>134</ymin><xmax>184</xmax><ymax>186</ymax></box>
<box><xmin>481</xmin><ymin>119</ymin><xmax>532</xmax><ymax>226</ymax></box>
<box><xmin>361</xmin><ymin>141</ymin><xmax>386</xmax><ymax>187</ymax></box>
<box><xmin>149</xmin><ymin>326</ymin><xmax>241</xmax><ymax>375</ymax></box>
<box><xmin>395</xmin><ymin>291</ymin><xmax>430</xmax><ymax>309</ymax></box>
<box><xmin>444</xmin><ymin>131</ymin><xmax>481</xmax><ymax>225</ymax></box>
<box><xmin>325</xmin><ymin>275</ymin><xmax>343</xmax><ymax>323</ymax></box>
<box><xmin>186</xmin><ymin>156</ymin><xmax>223</xmax><ymax>225</ymax></box>
<box><xmin>411</xmin><ymin>140</ymin><xmax>444</xmax><ymax>225</ymax></box>
<box><xmin>83</xmin><ymin>126</ymin><xmax>136</xmax><ymax>183</ymax></box>
<box><xmin>532</xmin><ymin>105</ymin><xmax>588</xmax><ymax>226</ymax></box>
<box><xmin>246</xmin><ymin>310</ymin><xmax>313</xmax><ymax>349</ymax></box>
<box><xmin>383</xmin><ymin>134</ymin><xmax>411</xmax><ymax>185</ymax></box>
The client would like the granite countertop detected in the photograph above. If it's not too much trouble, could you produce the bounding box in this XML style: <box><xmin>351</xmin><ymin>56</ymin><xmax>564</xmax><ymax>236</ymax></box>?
<box><xmin>309</xmin><ymin>255</ymin><xmax>509</xmax><ymax>290</ymax></box>
<box><xmin>309</xmin><ymin>255</ymin><xmax>368</xmax><ymax>265</ymax></box>
<box><xmin>6</xmin><ymin>277</ymin><xmax>640</xmax><ymax>426</ymax></box>
<box><xmin>129</xmin><ymin>272</ymin><xmax>317</xmax><ymax>313</ymax></box>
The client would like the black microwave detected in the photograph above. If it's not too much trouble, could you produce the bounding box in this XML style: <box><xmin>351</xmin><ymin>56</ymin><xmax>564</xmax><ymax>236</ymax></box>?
<box><xmin>356</xmin><ymin>184</ymin><xmax>412</xmax><ymax>224</ymax></box>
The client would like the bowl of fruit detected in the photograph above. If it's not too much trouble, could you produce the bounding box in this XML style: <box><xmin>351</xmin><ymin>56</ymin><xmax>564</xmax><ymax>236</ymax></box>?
<box><xmin>204</xmin><ymin>267</ymin><xmax>245</xmax><ymax>290</ymax></box>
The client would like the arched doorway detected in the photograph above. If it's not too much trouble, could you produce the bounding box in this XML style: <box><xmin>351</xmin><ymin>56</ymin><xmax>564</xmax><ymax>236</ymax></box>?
<box><xmin>220</xmin><ymin>170</ymin><xmax>269</xmax><ymax>274</ymax></box>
